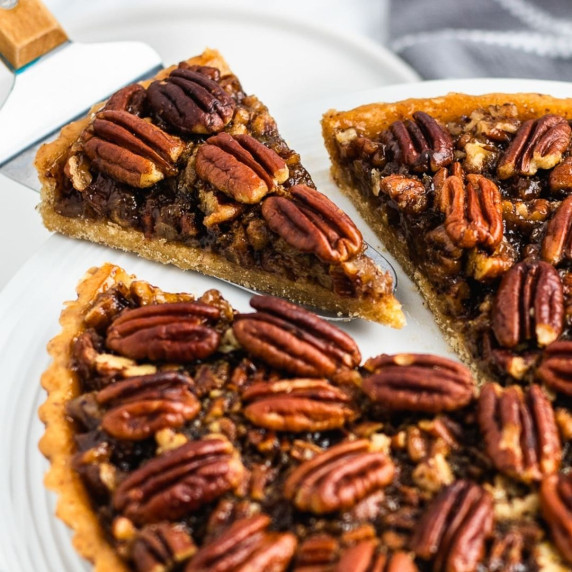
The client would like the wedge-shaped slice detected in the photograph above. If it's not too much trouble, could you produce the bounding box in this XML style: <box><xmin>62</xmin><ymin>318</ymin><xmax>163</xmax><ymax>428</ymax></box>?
<box><xmin>36</xmin><ymin>48</ymin><xmax>402</xmax><ymax>327</ymax></box>
<box><xmin>322</xmin><ymin>92</ymin><xmax>572</xmax><ymax>385</ymax></box>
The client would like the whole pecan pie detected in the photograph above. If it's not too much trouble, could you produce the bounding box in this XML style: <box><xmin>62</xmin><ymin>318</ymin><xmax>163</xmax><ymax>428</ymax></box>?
<box><xmin>35</xmin><ymin>49</ymin><xmax>402</xmax><ymax>327</ymax></box>
<box><xmin>40</xmin><ymin>263</ymin><xmax>572</xmax><ymax>570</ymax></box>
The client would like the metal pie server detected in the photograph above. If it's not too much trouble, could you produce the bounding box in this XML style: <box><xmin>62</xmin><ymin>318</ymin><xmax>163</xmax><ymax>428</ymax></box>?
<box><xmin>0</xmin><ymin>0</ymin><xmax>163</xmax><ymax>189</ymax></box>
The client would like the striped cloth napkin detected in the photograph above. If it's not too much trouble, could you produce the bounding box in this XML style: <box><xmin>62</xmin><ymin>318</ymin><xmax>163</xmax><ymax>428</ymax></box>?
<box><xmin>388</xmin><ymin>0</ymin><xmax>572</xmax><ymax>80</ymax></box>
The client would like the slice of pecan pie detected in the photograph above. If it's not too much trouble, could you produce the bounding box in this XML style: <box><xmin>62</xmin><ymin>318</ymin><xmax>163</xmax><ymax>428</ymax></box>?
<box><xmin>322</xmin><ymin>92</ymin><xmax>572</xmax><ymax>385</ymax></box>
<box><xmin>36</xmin><ymin>49</ymin><xmax>402</xmax><ymax>327</ymax></box>
<box><xmin>40</xmin><ymin>263</ymin><xmax>572</xmax><ymax>570</ymax></box>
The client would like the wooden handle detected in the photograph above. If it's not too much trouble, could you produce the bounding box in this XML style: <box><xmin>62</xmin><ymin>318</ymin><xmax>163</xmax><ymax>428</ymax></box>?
<box><xmin>0</xmin><ymin>0</ymin><xmax>68</xmax><ymax>69</ymax></box>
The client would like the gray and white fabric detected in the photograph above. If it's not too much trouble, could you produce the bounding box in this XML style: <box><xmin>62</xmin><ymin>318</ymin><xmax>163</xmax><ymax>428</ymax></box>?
<box><xmin>389</xmin><ymin>0</ymin><xmax>572</xmax><ymax>80</ymax></box>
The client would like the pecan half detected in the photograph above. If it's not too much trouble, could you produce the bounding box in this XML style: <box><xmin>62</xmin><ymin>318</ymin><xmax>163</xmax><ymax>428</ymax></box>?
<box><xmin>542</xmin><ymin>195</ymin><xmax>572</xmax><ymax>265</ymax></box>
<box><xmin>379</xmin><ymin>174</ymin><xmax>427</xmax><ymax>214</ymax></box>
<box><xmin>82</xmin><ymin>110</ymin><xmax>185</xmax><ymax>188</ymax></box>
<box><xmin>242</xmin><ymin>378</ymin><xmax>357</xmax><ymax>432</ymax></box>
<box><xmin>106</xmin><ymin>302</ymin><xmax>221</xmax><ymax>362</ymax></box>
<box><xmin>262</xmin><ymin>184</ymin><xmax>363</xmax><ymax>263</ymax></box>
<box><xmin>362</xmin><ymin>353</ymin><xmax>475</xmax><ymax>413</ymax></box>
<box><xmin>537</xmin><ymin>340</ymin><xmax>572</xmax><ymax>396</ymax></box>
<box><xmin>186</xmin><ymin>514</ymin><xmax>297</xmax><ymax>572</ymax></box>
<box><xmin>335</xmin><ymin>542</ymin><xmax>418</xmax><ymax>572</ymax></box>
<box><xmin>103</xmin><ymin>83</ymin><xmax>147</xmax><ymax>114</ymax></box>
<box><xmin>284</xmin><ymin>439</ymin><xmax>394</xmax><ymax>514</ymax></box>
<box><xmin>477</xmin><ymin>383</ymin><xmax>561</xmax><ymax>482</ymax></box>
<box><xmin>492</xmin><ymin>259</ymin><xmax>564</xmax><ymax>348</ymax></box>
<box><xmin>410</xmin><ymin>480</ymin><xmax>494</xmax><ymax>572</ymax></box>
<box><xmin>147</xmin><ymin>67</ymin><xmax>236</xmax><ymax>134</ymax></box>
<box><xmin>498</xmin><ymin>114</ymin><xmax>571</xmax><ymax>179</ymax></box>
<box><xmin>540</xmin><ymin>472</ymin><xmax>572</xmax><ymax>564</ymax></box>
<box><xmin>195</xmin><ymin>132</ymin><xmax>288</xmax><ymax>204</ymax></box>
<box><xmin>96</xmin><ymin>371</ymin><xmax>200</xmax><ymax>440</ymax></box>
<box><xmin>439</xmin><ymin>174</ymin><xmax>503</xmax><ymax>250</ymax></box>
<box><xmin>549</xmin><ymin>156</ymin><xmax>572</xmax><ymax>193</ymax></box>
<box><xmin>113</xmin><ymin>436</ymin><xmax>243</xmax><ymax>525</ymax></box>
<box><xmin>382</xmin><ymin>111</ymin><xmax>454</xmax><ymax>173</ymax></box>
<box><xmin>232</xmin><ymin>295</ymin><xmax>361</xmax><ymax>377</ymax></box>
<box><xmin>132</xmin><ymin>522</ymin><xmax>196</xmax><ymax>572</ymax></box>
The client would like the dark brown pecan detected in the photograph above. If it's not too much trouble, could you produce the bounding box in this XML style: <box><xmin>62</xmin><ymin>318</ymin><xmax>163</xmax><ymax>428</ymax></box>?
<box><xmin>542</xmin><ymin>195</ymin><xmax>572</xmax><ymax>265</ymax></box>
<box><xmin>186</xmin><ymin>514</ymin><xmax>297</xmax><ymax>572</ymax></box>
<box><xmin>195</xmin><ymin>132</ymin><xmax>288</xmax><ymax>204</ymax></box>
<box><xmin>362</xmin><ymin>353</ymin><xmax>475</xmax><ymax>413</ymax></box>
<box><xmin>335</xmin><ymin>542</ymin><xmax>418</xmax><ymax>572</ymax></box>
<box><xmin>147</xmin><ymin>67</ymin><xmax>236</xmax><ymax>134</ymax></box>
<box><xmin>439</xmin><ymin>174</ymin><xmax>503</xmax><ymax>250</ymax></box>
<box><xmin>537</xmin><ymin>340</ymin><xmax>572</xmax><ymax>396</ymax></box>
<box><xmin>379</xmin><ymin>174</ymin><xmax>427</xmax><ymax>214</ymax></box>
<box><xmin>242</xmin><ymin>378</ymin><xmax>357</xmax><ymax>432</ymax></box>
<box><xmin>96</xmin><ymin>371</ymin><xmax>200</xmax><ymax>440</ymax></box>
<box><xmin>82</xmin><ymin>110</ymin><xmax>185</xmax><ymax>188</ymax></box>
<box><xmin>410</xmin><ymin>480</ymin><xmax>494</xmax><ymax>572</ymax></box>
<box><xmin>492</xmin><ymin>259</ymin><xmax>564</xmax><ymax>348</ymax></box>
<box><xmin>106</xmin><ymin>302</ymin><xmax>221</xmax><ymax>362</ymax></box>
<box><xmin>232</xmin><ymin>295</ymin><xmax>361</xmax><ymax>377</ymax></box>
<box><xmin>113</xmin><ymin>436</ymin><xmax>244</xmax><ymax>525</ymax></box>
<box><xmin>477</xmin><ymin>383</ymin><xmax>561</xmax><ymax>482</ymax></box>
<box><xmin>382</xmin><ymin>111</ymin><xmax>454</xmax><ymax>173</ymax></box>
<box><xmin>549</xmin><ymin>156</ymin><xmax>572</xmax><ymax>192</ymax></box>
<box><xmin>103</xmin><ymin>83</ymin><xmax>147</xmax><ymax>114</ymax></box>
<box><xmin>283</xmin><ymin>439</ymin><xmax>395</xmax><ymax>514</ymax></box>
<box><xmin>540</xmin><ymin>472</ymin><xmax>572</xmax><ymax>564</ymax></box>
<box><xmin>498</xmin><ymin>114</ymin><xmax>571</xmax><ymax>179</ymax></box>
<box><xmin>132</xmin><ymin>522</ymin><xmax>196</xmax><ymax>572</ymax></box>
<box><xmin>262</xmin><ymin>184</ymin><xmax>363</xmax><ymax>263</ymax></box>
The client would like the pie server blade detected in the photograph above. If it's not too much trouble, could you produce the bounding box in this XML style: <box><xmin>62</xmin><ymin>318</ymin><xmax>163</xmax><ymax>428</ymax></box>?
<box><xmin>0</xmin><ymin>0</ymin><xmax>163</xmax><ymax>190</ymax></box>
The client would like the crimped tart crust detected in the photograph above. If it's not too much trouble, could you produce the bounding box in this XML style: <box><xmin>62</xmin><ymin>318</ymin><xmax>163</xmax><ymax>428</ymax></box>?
<box><xmin>36</xmin><ymin>49</ymin><xmax>402</xmax><ymax>327</ymax></box>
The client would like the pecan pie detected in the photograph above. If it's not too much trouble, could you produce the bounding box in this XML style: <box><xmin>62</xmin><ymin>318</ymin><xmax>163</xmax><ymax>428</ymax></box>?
<box><xmin>40</xmin><ymin>263</ymin><xmax>572</xmax><ymax>570</ymax></box>
<box><xmin>35</xmin><ymin>49</ymin><xmax>402</xmax><ymax>327</ymax></box>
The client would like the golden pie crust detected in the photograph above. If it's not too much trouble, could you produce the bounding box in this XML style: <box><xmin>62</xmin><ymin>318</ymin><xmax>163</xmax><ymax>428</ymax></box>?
<box><xmin>36</xmin><ymin>49</ymin><xmax>403</xmax><ymax>328</ymax></box>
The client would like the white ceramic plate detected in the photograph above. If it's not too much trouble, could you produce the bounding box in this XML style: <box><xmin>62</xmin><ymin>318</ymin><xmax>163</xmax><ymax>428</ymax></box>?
<box><xmin>3</xmin><ymin>72</ymin><xmax>572</xmax><ymax>570</ymax></box>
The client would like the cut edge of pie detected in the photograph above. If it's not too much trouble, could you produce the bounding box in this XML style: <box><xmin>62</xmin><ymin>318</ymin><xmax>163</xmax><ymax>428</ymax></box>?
<box><xmin>322</xmin><ymin>91</ymin><xmax>572</xmax><ymax>379</ymax></box>
<box><xmin>36</xmin><ymin>49</ymin><xmax>404</xmax><ymax>328</ymax></box>
<box><xmin>38</xmin><ymin>264</ymin><xmax>133</xmax><ymax>572</ymax></box>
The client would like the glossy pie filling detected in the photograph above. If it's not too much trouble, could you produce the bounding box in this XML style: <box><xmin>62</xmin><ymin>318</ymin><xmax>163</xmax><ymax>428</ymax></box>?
<box><xmin>48</xmin><ymin>265</ymin><xmax>571</xmax><ymax>571</ymax></box>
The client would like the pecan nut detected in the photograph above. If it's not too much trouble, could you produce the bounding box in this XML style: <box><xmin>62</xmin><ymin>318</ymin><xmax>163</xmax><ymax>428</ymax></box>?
<box><xmin>242</xmin><ymin>378</ymin><xmax>357</xmax><ymax>432</ymax></box>
<box><xmin>549</xmin><ymin>156</ymin><xmax>572</xmax><ymax>193</ymax></box>
<box><xmin>113</xmin><ymin>436</ymin><xmax>244</xmax><ymax>525</ymax></box>
<box><xmin>410</xmin><ymin>480</ymin><xmax>494</xmax><ymax>572</ymax></box>
<box><xmin>106</xmin><ymin>302</ymin><xmax>221</xmax><ymax>362</ymax></box>
<box><xmin>147</xmin><ymin>67</ymin><xmax>236</xmax><ymax>134</ymax></box>
<box><xmin>540</xmin><ymin>472</ymin><xmax>572</xmax><ymax>564</ymax></box>
<box><xmin>82</xmin><ymin>110</ymin><xmax>185</xmax><ymax>188</ymax></box>
<box><xmin>96</xmin><ymin>371</ymin><xmax>200</xmax><ymax>440</ymax></box>
<box><xmin>537</xmin><ymin>340</ymin><xmax>572</xmax><ymax>396</ymax></box>
<box><xmin>541</xmin><ymin>195</ymin><xmax>572</xmax><ymax>265</ymax></box>
<box><xmin>186</xmin><ymin>514</ymin><xmax>297</xmax><ymax>572</ymax></box>
<box><xmin>381</xmin><ymin>111</ymin><xmax>454</xmax><ymax>173</ymax></box>
<box><xmin>492</xmin><ymin>259</ymin><xmax>564</xmax><ymax>348</ymax></box>
<box><xmin>362</xmin><ymin>353</ymin><xmax>475</xmax><ymax>413</ymax></box>
<box><xmin>336</xmin><ymin>542</ymin><xmax>418</xmax><ymax>572</ymax></box>
<box><xmin>378</xmin><ymin>174</ymin><xmax>427</xmax><ymax>214</ymax></box>
<box><xmin>477</xmin><ymin>383</ymin><xmax>561</xmax><ymax>482</ymax></box>
<box><xmin>261</xmin><ymin>184</ymin><xmax>363</xmax><ymax>263</ymax></box>
<box><xmin>132</xmin><ymin>522</ymin><xmax>196</xmax><ymax>572</ymax></box>
<box><xmin>283</xmin><ymin>439</ymin><xmax>395</xmax><ymax>514</ymax></box>
<box><xmin>232</xmin><ymin>295</ymin><xmax>361</xmax><ymax>377</ymax></box>
<box><xmin>439</xmin><ymin>174</ymin><xmax>503</xmax><ymax>250</ymax></box>
<box><xmin>498</xmin><ymin>114</ymin><xmax>571</xmax><ymax>179</ymax></box>
<box><xmin>103</xmin><ymin>83</ymin><xmax>147</xmax><ymax>114</ymax></box>
<box><xmin>195</xmin><ymin>132</ymin><xmax>288</xmax><ymax>204</ymax></box>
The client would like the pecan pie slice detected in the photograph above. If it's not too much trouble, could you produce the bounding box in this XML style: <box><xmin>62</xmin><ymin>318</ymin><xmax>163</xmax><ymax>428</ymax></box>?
<box><xmin>36</xmin><ymin>49</ymin><xmax>402</xmax><ymax>327</ymax></box>
<box><xmin>40</xmin><ymin>263</ymin><xmax>572</xmax><ymax>570</ymax></box>
<box><xmin>322</xmin><ymin>93</ymin><xmax>572</xmax><ymax>385</ymax></box>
